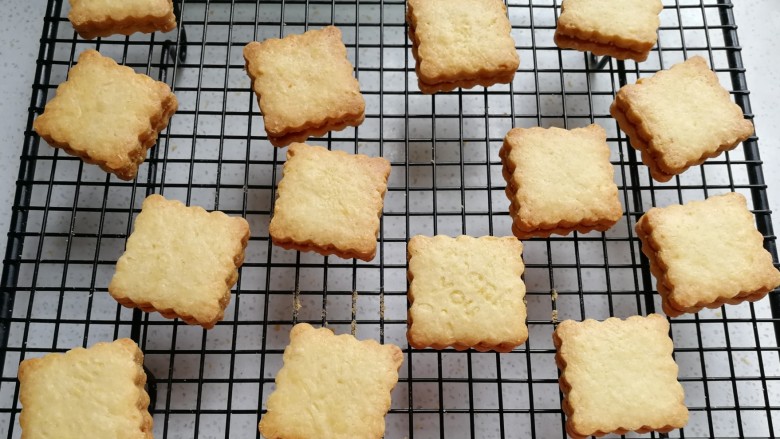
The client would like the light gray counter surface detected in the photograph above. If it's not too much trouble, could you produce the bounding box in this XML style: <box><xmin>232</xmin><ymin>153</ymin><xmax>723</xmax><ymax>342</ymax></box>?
<box><xmin>2</xmin><ymin>1</ymin><xmax>777</xmax><ymax>254</ymax></box>
<box><xmin>0</xmin><ymin>2</ymin><xmax>778</xmax><ymax>438</ymax></box>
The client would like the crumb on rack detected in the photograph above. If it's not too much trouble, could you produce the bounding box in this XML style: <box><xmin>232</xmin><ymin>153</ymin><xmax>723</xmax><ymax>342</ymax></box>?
<box><xmin>351</xmin><ymin>290</ymin><xmax>358</xmax><ymax>334</ymax></box>
<box><xmin>293</xmin><ymin>288</ymin><xmax>301</xmax><ymax>312</ymax></box>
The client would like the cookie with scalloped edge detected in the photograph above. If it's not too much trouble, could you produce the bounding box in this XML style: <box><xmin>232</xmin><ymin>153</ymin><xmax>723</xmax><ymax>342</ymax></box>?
<box><xmin>554</xmin><ymin>314</ymin><xmax>688</xmax><ymax>439</ymax></box>
<box><xmin>635</xmin><ymin>192</ymin><xmax>780</xmax><ymax>316</ymax></box>
<box><xmin>611</xmin><ymin>56</ymin><xmax>754</xmax><ymax>182</ymax></box>
<box><xmin>109</xmin><ymin>194</ymin><xmax>250</xmax><ymax>328</ymax></box>
<box><xmin>407</xmin><ymin>235</ymin><xmax>527</xmax><ymax>352</ymax></box>
<box><xmin>33</xmin><ymin>49</ymin><xmax>177</xmax><ymax>180</ymax></box>
<box><xmin>407</xmin><ymin>0</ymin><xmax>519</xmax><ymax>94</ymax></box>
<box><xmin>554</xmin><ymin>0</ymin><xmax>662</xmax><ymax>62</ymax></box>
<box><xmin>244</xmin><ymin>26</ymin><xmax>365</xmax><ymax>147</ymax></box>
<box><xmin>259</xmin><ymin>323</ymin><xmax>403</xmax><ymax>439</ymax></box>
<box><xmin>18</xmin><ymin>338</ymin><xmax>153</xmax><ymax>438</ymax></box>
<box><xmin>500</xmin><ymin>124</ymin><xmax>622</xmax><ymax>238</ymax></box>
<box><xmin>69</xmin><ymin>0</ymin><xmax>177</xmax><ymax>39</ymax></box>
<box><xmin>269</xmin><ymin>143</ymin><xmax>390</xmax><ymax>261</ymax></box>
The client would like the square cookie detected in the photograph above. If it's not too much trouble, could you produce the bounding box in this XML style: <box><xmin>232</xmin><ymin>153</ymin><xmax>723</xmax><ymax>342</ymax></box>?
<box><xmin>500</xmin><ymin>124</ymin><xmax>623</xmax><ymax>238</ymax></box>
<box><xmin>109</xmin><ymin>194</ymin><xmax>250</xmax><ymax>328</ymax></box>
<box><xmin>554</xmin><ymin>0</ymin><xmax>662</xmax><ymax>62</ymax></box>
<box><xmin>18</xmin><ymin>339</ymin><xmax>152</xmax><ymax>438</ymax></box>
<box><xmin>407</xmin><ymin>0</ymin><xmax>519</xmax><ymax>94</ymax></box>
<box><xmin>269</xmin><ymin>143</ymin><xmax>391</xmax><ymax>261</ymax></box>
<box><xmin>33</xmin><ymin>49</ymin><xmax>178</xmax><ymax>180</ymax></box>
<box><xmin>636</xmin><ymin>192</ymin><xmax>780</xmax><ymax>317</ymax></box>
<box><xmin>554</xmin><ymin>314</ymin><xmax>688</xmax><ymax>439</ymax></box>
<box><xmin>69</xmin><ymin>0</ymin><xmax>177</xmax><ymax>40</ymax></box>
<box><xmin>611</xmin><ymin>56</ymin><xmax>754</xmax><ymax>182</ymax></box>
<box><xmin>259</xmin><ymin>323</ymin><xmax>403</xmax><ymax>439</ymax></box>
<box><xmin>244</xmin><ymin>26</ymin><xmax>365</xmax><ymax>147</ymax></box>
<box><xmin>407</xmin><ymin>235</ymin><xmax>527</xmax><ymax>352</ymax></box>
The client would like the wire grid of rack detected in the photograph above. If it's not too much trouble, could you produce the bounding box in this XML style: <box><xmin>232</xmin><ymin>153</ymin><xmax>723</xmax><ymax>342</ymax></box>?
<box><xmin>1</xmin><ymin>0</ymin><xmax>779</xmax><ymax>438</ymax></box>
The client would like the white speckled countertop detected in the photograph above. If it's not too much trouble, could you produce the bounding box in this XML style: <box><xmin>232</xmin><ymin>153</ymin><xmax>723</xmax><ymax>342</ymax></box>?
<box><xmin>1</xmin><ymin>1</ymin><xmax>776</xmax><ymax>255</ymax></box>
<box><xmin>0</xmin><ymin>2</ymin><xmax>779</xmax><ymax>438</ymax></box>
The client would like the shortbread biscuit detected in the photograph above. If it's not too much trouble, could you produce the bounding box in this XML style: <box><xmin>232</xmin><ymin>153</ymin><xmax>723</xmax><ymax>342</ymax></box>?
<box><xmin>554</xmin><ymin>314</ymin><xmax>688</xmax><ymax>439</ymax></box>
<box><xmin>554</xmin><ymin>0</ymin><xmax>662</xmax><ymax>62</ymax></box>
<box><xmin>109</xmin><ymin>194</ymin><xmax>250</xmax><ymax>328</ymax></box>
<box><xmin>635</xmin><ymin>193</ymin><xmax>780</xmax><ymax>317</ymax></box>
<box><xmin>269</xmin><ymin>143</ymin><xmax>391</xmax><ymax>261</ymax></box>
<box><xmin>407</xmin><ymin>0</ymin><xmax>519</xmax><ymax>94</ymax></box>
<box><xmin>611</xmin><ymin>56</ymin><xmax>754</xmax><ymax>182</ymax></box>
<box><xmin>259</xmin><ymin>323</ymin><xmax>403</xmax><ymax>439</ymax></box>
<box><xmin>18</xmin><ymin>338</ymin><xmax>153</xmax><ymax>438</ymax></box>
<box><xmin>243</xmin><ymin>26</ymin><xmax>365</xmax><ymax>147</ymax></box>
<box><xmin>407</xmin><ymin>235</ymin><xmax>527</xmax><ymax>352</ymax></box>
<box><xmin>69</xmin><ymin>0</ymin><xmax>177</xmax><ymax>40</ymax></box>
<box><xmin>500</xmin><ymin>124</ymin><xmax>622</xmax><ymax>238</ymax></box>
<box><xmin>33</xmin><ymin>50</ymin><xmax>177</xmax><ymax>180</ymax></box>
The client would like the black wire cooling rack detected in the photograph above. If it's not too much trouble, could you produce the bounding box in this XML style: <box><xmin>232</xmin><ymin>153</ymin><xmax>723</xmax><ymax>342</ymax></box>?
<box><xmin>1</xmin><ymin>0</ymin><xmax>779</xmax><ymax>438</ymax></box>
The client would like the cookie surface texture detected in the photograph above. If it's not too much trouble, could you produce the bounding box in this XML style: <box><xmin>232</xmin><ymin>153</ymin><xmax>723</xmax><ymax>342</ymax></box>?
<box><xmin>18</xmin><ymin>338</ymin><xmax>153</xmax><ymax>439</ymax></box>
<box><xmin>500</xmin><ymin>124</ymin><xmax>622</xmax><ymax>238</ymax></box>
<box><xmin>243</xmin><ymin>26</ymin><xmax>365</xmax><ymax>147</ymax></box>
<box><xmin>635</xmin><ymin>192</ymin><xmax>780</xmax><ymax>317</ymax></box>
<box><xmin>109</xmin><ymin>194</ymin><xmax>250</xmax><ymax>328</ymax></box>
<box><xmin>554</xmin><ymin>314</ymin><xmax>688</xmax><ymax>439</ymax></box>
<box><xmin>407</xmin><ymin>0</ymin><xmax>519</xmax><ymax>94</ymax></box>
<box><xmin>407</xmin><ymin>235</ymin><xmax>527</xmax><ymax>352</ymax></box>
<box><xmin>269</xmin><ymin>143</ymin><xmax>391</xmax><ymax>261</ymax></box>
<box><xmin>32</xmin><ymin>49</ymin><xmax>177</xmax><ymax>180</ymax></box>
<box><xmin>68</xmin><ymin>0</ymin><xmax>177</xmax><ymax>39</ymax></box>
<box><xmin>259</xmin><ymin>323</ymin><xmax>404</xmax><ymax>439</ymax></box>
<box><xmin>554</xmin><ymin>0</ymin><xmax>662</xmax><ymax>62</ymax></box>
<box><xmin>611</xmin><ymin>56</ymin><xmax>754</xmax><ymax>182</ymax></box>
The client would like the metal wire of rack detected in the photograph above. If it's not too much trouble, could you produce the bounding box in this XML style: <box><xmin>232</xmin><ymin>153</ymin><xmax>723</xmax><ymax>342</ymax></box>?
<box><xmin>1</xmin><ymin>0</ymin><xmax>778</xmax><ymax>438</ymax></box>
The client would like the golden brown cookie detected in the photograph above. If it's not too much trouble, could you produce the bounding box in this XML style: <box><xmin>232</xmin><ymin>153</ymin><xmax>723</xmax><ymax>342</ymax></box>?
<box><xmin>33</xmin><ymin>49</ymin><xmax>177</xmax><ymax>180</ymax></box>
<box><xmin>407</xmin><ymin>0</ymin><xmax>519</xmax><ymax>94</ymax></box>
<box><xmin>611</xmin><ymin>56</ymin><xmax>754</xmax><ymax>182</ymax></box>
<box><xmin>109</xmin><ymin>194</ymin><xmax>250</xmax><ymax>328</ymax></box>
<box><xmin>243</xmin><ymin>26</ymin><xmax>365</xmax><ymax>147</ymax></box>
<box><xmin>554</xmin><ymin>0</ymin><xmax>662</xmax><ymax>62</ymax></box>
<box><xmin>68</xmin><ymin>0</ymin><xmax>177</xmax><ymax>39</ymax></box>
<box><xmin>554</xmin><ymin>315</ymin><xmax>688</xmax><ymax>439</ymax></box>
<box><xmin>500</xmin><ymin>124</ymin><xmax>623</xmax><ymax>238</ymax></box>
<box><xmin>635</xmin><ymin>192</ymin><xmax>780</xmax><ymax>317</ymax></box>
<box><xmin>269</xmin><ymin>143</ymin><xmax>391</xmax><ymax>261</ymax></box>
<box><xmin>259</xmin><ymin>323</ymin><xmax>403</xmax><ymax>439</ymax></box>
<box><xmin>18</xmin><ymin>338</ymin><xmax>153</xmax><ymax>438</ymax></box>
<box><xmin>407</xmin><ymin>235</ymin><xmax>527</xmax><ymax>352</ymax></box>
